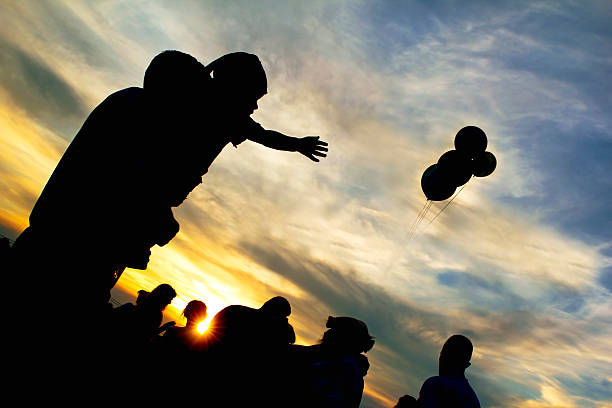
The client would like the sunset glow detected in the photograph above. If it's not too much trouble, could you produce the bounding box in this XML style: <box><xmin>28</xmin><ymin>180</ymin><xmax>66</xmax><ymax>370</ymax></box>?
<box><xmin>196</xmin><ymin>319</ymin><xmax>210</xmax><ymax>335</ymax></box>
<box><xmin>1</xmin><ymin>2</ymin><xmax>611</xmax><ymax>407</ymax></box>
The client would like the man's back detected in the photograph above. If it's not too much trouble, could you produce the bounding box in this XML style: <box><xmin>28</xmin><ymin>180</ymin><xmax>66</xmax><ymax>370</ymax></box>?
<box><xmin>29</xmin><ymin>87</ymin><xmax>148</xmax><ymax>234</ymax></box>
<box><xmin>418</xmin><ymin>375</ymin><xmax>480</xmax><ymax>408</ymax></box>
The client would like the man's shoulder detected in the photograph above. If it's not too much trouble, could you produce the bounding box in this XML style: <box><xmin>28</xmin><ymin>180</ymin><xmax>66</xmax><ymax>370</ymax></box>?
<box><xmin>84</xmin><ymin>87</ymin><xmax>147</xmax><ymax>128</ymax></box>
<box><xmin>422</xmin><ymin>376</ymin><xmax>443</xmax><ymax>387</ymax></box>
<box><xmin>111</xmin><ymin>86</ymin><xmax>145</xmax><ymax>97</ymax></box>
<box><xmin>103</xmin><ymin>87</ymin><xmax>145</xmax><ymax>105</ymax></box>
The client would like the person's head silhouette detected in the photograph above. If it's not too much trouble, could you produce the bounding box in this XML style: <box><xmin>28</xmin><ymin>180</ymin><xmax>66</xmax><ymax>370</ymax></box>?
<box><xmin>259</xmin><ymin>296</ymin><xmax>291</xmax><ymax>317</ymax></box>
<box><xmin>144</xmin><ymin>283</ymin><xmax>177</xmax><ymax>311</ymax></box>
<box><xmin>439</xmin><ymin>334</ymin><xmax>473</xmax><ymax>376</ymax></box>
<box><xmin>144</xmin><ymin>50</ymin><xmax>207</xmax><ymax>108</ymax></box>
<box><xmin>182</xmin><ymin>300</ymin><xmax>207</xmax><ymax>327</ymax></box>
<box><xmin>136</xmin><ymin>289</ymin><xmax>150</xmax><ymax>306</ymax></box>
<box><xmin>321</xmin><ymin>316</ymin><xmax>375</xmax><ymax>355</ymax></box>
<box><xmin>205</xmin><ymin>52</ymin><xmax>267</xmax><ymax>116</ymax></box>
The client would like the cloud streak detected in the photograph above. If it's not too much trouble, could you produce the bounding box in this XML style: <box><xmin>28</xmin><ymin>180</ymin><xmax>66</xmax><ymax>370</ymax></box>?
<box><xmin>1</xmin><ymin>1</ymin><xmax>611</xmax><ymax>407</ymax></box>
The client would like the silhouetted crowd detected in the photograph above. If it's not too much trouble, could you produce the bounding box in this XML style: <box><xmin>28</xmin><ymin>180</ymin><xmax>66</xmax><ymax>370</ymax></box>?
<box><xmin>1</xmin><ymin>48</ymin><xmax>481</xmax><ymax>407</ymax></box>
<box><xmin>97</xmin><ymin>284</ymin><xmax>376</xmax><ymax>407</ymax></box>
<box><xmin>3</xmin><ymin>232</ymin><xmax>480</xmax><ymax>407</ymax></box>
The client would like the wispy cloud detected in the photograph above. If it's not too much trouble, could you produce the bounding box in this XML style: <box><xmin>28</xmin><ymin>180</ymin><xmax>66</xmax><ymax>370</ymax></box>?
<box><xmin>1</xmin><ymin>1</ymin><xmax>611</xmax><ymax>407</ymax></box>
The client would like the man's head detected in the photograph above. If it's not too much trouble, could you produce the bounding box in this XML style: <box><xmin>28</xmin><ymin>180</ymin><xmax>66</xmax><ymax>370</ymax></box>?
<box><xmin>144</xmin><ymin>50</ymin><xmax>207</xmax><ymax>107</ymax></box>
<box><xmin>439</xmin><ymin>334</ymin><xmax>473</xmax><ymax>375</ymax></box>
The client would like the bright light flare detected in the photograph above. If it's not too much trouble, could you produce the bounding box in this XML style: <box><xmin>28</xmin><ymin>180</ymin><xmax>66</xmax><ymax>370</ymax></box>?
<box><xmin>196</xmin><ymin>317</ymin><xmax>212</xmax><ymax>334</ymax></box>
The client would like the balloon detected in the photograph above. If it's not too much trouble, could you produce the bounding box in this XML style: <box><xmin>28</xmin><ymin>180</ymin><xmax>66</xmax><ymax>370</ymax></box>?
<box><xmin>437</xmin><ymin>150</ymin><xmax>474</xmax><ymax>187</ymax></box>
<box><xmin>421</xmin><ymin>164</ymin><xmax>457</xmax><ymax>201</ymax></box>
<box><xmin>472</xmin><ymin>151</ymin><xmax>497</xmax><ymax>177</ymax></box>
<box><xmin>454</xmin><ymin>126</ymin><xmax>487</xmax><ymax>157</ymax></box>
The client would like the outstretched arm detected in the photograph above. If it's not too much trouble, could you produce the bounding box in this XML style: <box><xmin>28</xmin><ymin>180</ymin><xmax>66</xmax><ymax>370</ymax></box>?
<box><xmin>247</xmin><ymin>127</ymin><xmax>328</xmax><ymax>162</ymax></box>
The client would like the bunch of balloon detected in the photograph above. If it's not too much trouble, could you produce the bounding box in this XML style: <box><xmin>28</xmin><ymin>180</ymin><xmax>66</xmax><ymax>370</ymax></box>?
<box><xmin>421</xmin><ymin>126</ymin><xmax>496</xmax><ymax>202</ymax></box>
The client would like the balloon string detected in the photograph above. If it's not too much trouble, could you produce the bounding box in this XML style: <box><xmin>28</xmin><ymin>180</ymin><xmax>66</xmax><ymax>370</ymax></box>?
<box><xmin>406</xmin><ymin>200</ymin><xmax>428</xmax><ymax>238</ymax></box>
<box><xmin>408</xmin><ymin>200</ymin><xmax>431</xmax><ymax>241</ymax></box>
<box><xmin>381</xmin><ymin>199</ymin><xmax>431</xmax><ymax>281</ymax></box>
<box><xmin>408</xmin><ymin>200</ymin><xmax>429</xmax><ymax>235</ymax></box>
<box><xmin>415</xmin><ymin>200</ymin><xmax>432</xmax><ymax>236</ymax></box>
<box><xmin>418</xmin><ymin>183</ymin><xmax>468</xmax><ymax>234</ymax></box>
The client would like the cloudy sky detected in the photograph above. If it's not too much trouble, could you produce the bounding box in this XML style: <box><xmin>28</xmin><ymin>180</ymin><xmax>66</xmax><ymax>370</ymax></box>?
<box><xmin>1</xmin><ymin>1</ymin><xmax>611</xmax><ymax>406</ymax></box>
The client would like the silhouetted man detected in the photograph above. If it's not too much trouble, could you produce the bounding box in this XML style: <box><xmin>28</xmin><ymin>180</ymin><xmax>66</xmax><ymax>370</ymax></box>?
<box><xmin>11</xmin><ymin>50</ymin><xmax>327</xmax><ymax>319</ymax></box>
<box><xmin>418</xmin><ymin>334</ymin><xmax>481</xmax><ymax>408</ymax></box>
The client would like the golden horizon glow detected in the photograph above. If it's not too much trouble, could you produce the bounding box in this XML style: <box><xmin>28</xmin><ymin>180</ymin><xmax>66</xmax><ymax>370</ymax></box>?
<box><xmin>2</xmin><ymin>2</ymin><xmax>612</xmax><ymax>407</ymax></box>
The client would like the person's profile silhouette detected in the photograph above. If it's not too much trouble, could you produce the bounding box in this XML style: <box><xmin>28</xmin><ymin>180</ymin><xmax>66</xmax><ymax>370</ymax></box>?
<box><xmin>162</xmin><ymin>299</ymin><xmax>207</xmax><ymax>353</ymax></box>
<box><xmin>417</xmin><ymin>334</ymin><xmax>481</xmax><ymax>408</ymax></box>
<box><xmin>289</xmin><ymin>316</ymin><xmax>375</xmax><ymax>408</ymax></box>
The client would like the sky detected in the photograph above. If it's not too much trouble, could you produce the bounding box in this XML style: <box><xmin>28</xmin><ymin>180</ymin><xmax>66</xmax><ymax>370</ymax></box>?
<box><xmin>1</xmin><ymin>1</ymin><xmax>611</xmax><ymax>406</ymax></box>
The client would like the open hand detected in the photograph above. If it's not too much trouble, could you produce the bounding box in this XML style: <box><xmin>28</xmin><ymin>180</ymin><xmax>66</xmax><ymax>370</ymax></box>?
<box><xmin>298</xmin><ymin>136</ymin><xmax>328</xmax><ymax>162</ymax></box>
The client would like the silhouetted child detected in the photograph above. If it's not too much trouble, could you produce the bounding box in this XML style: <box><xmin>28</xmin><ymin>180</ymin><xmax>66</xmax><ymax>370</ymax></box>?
<box><xmin>112</xmin><ymin>283</ymin><xmax>177</xmax><ymax>351</ymax></box>
<box><xmin>139</xmin><ymin>50</ymin><xmax>329</xmax><ymax>263</ymax></box>
<box><xmin>162</xmin><ymin>299</ymin><xmax>207</xmax><ymax>354</ymax></box>
<box><xmin>154</xmin><ymin>299</ymin><xmax>207</xmax><ymax>394</ymax></box>
<box><xmin>293</xmin><ymin>316</ymin><xmax>375</xmax><ymax>408</ymax></box>
<box><xmin>417</xmin><ymin>334</ymin><xmax>481</xmax><ymax>408</ymax></box>
<box><xmin>142</xmin><ymin>50</ymin><xmax>328</xmax><ymax>218</ymax></box>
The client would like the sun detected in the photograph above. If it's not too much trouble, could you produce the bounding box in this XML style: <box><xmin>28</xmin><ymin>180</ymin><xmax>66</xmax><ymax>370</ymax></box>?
<box><xmin>196</xmin><ymin>318</ymin><xmax>211</xmax><ymax>334</ymax></box>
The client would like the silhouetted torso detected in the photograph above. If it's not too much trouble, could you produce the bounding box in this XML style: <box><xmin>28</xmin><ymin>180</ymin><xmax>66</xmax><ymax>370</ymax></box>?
<box><xmin>31</xmin><ymin>88</ymin><xmax>146</xmax><ymax>230</ymax></box>
<box><xmin>310</xmin><ymin>351</ymin><xmax>366</xmax><ymax>408</ymax></box>
<box><xmin>418</xmin><ymin>374</ymin><xmax>480</xmax><ymax>408</ymax></box>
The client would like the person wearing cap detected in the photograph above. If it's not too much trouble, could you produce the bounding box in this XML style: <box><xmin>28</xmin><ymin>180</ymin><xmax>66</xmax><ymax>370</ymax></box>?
<box><xmin>417</xmin><ymin>334</ymin><xmax>481</xmax><ymax>408</ymax></box>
